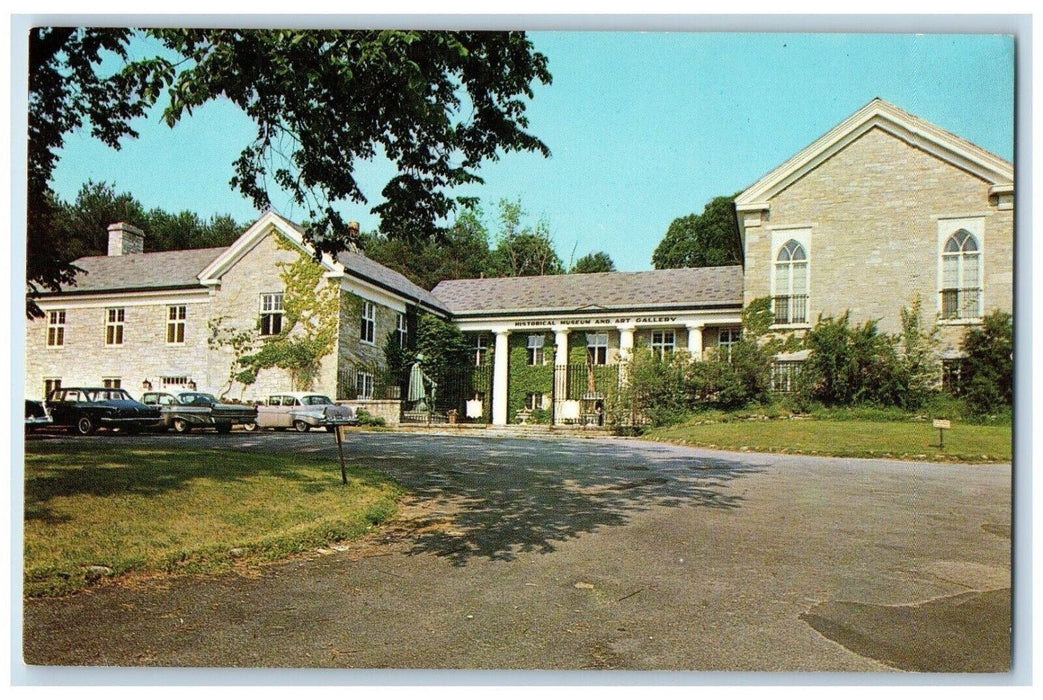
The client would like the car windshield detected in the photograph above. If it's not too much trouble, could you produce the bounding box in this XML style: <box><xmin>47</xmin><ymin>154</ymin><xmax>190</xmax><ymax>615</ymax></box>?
<box><xmin>179</xmin><ymin>393</ymin><xmax>217</xmax><ymax>405</ymax></box>
<box><xmin>302</xmin><ymin>395</ymin><xmax>332</xmax><ymax>405</ymax></box>
<box><xmin>87</xmin><ymin>389</ymin><xmax>133</xmax><ymax>402</ymax></box>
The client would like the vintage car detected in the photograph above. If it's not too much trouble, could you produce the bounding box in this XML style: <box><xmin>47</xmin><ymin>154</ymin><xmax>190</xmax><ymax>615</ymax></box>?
<box><xmin>251</xmin><ymin>392</ymin><xmax>358</xmax><ymax>432</ymax></box>
<box><xmin>45</xmin><ymin>387</ymin><xmax>162</xmax><ymax>435</ymax></box>
<box><xmin>24</xmin><ymin>399</ymin><xmax>53</xmax><ymax>434</ymax></box>
<box><xmin>141</xmin><ymin>391</ymin><xmax>258</xmax><ymax>434</ymax></box>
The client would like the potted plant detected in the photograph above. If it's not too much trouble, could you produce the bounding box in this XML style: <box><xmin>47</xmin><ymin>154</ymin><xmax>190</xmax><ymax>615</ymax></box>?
<box><xmin>447</xmin><ymin>408</ymin><xmax>458</xmax><ymax>424</ymax></box>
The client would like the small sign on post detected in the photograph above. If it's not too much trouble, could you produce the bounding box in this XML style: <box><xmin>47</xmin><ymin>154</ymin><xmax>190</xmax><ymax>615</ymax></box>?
<box><xmin>933</xmin><ymin>418</ymin><xmax>951</xmax><ymax>448</ymax></box>
<box><xmin>334</xmin><ymin>424</ymin><xmax>350</xmax><ymax>484</ymax></box>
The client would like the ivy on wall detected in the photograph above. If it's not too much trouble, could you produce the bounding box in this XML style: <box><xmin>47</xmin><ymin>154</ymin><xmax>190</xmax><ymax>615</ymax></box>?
<box><xmin>506</xmin><ymin>332</ymin><xmax>554</xmax><ymax>421</ymax></box>
<box><xmin>237</xmin><ymin>234</ymin><xmax>340</xmax><ymax>391</ymax></box>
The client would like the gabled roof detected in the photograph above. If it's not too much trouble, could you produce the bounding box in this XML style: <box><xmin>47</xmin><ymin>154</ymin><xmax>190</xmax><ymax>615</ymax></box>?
<box><xmin>47</xmin><ymin>246</ymin><xmax>228</xmax><ymax>295</ymax></box>
<box><xmin>735</xmin><ymin>98</ymin><xmax>1014</xmax><ymax>211</ymax></box>
<box><xmin>197</xmin><ymin>211</ymin><xmax>449</xmax><ymax>314</ymax></box>
<box><xmin>431</xmin><ymin>266</ymin><xmax>744</xmax><ymax>316</ymax></box>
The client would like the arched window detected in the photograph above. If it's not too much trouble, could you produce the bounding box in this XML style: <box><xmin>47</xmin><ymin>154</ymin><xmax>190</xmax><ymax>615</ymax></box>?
<box><xmin>941</xmin><ymin>230</ymin><xmax>981</xmax><ymax>319</ymax></box>
<box><xmin>773</xmin><ymin>239</ymin><xmax>808</xmax><ymax>324</ymax></box>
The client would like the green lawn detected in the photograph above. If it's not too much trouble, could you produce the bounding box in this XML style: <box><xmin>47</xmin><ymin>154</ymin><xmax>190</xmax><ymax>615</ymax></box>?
<box><xmin>24</xmin><ymin>444</ymin><xmax>402</xmax><ymax>597</ymax></box>
<box><xmin>643</xmin><ymin>418</ymin><xmax>1012</xmax><ymax>463</ymax></box>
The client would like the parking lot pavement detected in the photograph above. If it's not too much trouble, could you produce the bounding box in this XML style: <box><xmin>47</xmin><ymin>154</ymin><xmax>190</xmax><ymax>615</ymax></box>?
<box><xmin>22</xmin><ymin>431</ymin><xmax>1011</xmax><ymax>672</ymax></box>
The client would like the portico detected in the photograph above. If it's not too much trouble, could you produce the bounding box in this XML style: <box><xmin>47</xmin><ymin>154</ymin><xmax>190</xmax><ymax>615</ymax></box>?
<box><xmin>452</xmin><ymin>303</ymin><xmax>741</xmax><ymax>426</ymax></box>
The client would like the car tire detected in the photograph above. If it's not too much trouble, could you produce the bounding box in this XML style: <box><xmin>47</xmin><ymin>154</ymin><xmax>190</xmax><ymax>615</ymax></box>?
<box><xmin>215</xmin><ymin>423</ymin><xmax>233</xmax><ymax>434</ymax></box>
<box><xmin>242</xmin><ymin>422</ymin><xmax>258</xmax><ymax>432</ymax></box>
<box><xmin>172</xmin><ymin>418</ymin><xmax>192</xmax><ymax>434</ymax></box>
<box><xmin>293</xmin><ymin>420</ymin><xmax>310</xmax><ymax>433</ymax></box>
<box><xmin>75</xmin><ymin>416</ymin><xmax>96</xmax><ymax>436</ymax></box>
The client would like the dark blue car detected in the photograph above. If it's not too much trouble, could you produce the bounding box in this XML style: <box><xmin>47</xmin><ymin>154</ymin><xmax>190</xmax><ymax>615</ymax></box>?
<box><xmin>46</xmin><ymin>387</ymin><xmax>162</xmax><ymax>435</ymax></box>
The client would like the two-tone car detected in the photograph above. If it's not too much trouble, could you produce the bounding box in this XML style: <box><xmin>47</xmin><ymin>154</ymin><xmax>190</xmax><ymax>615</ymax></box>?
<box><xmin>251</xmin><ymin>392</ymin><xmax>357</xmax><ymax>432</ymax></box>
<box><xmin>46</xmin><ymin>387</ymin><xmax>162</xmax><ymax>435</ymax></box>
<box><xmin>141</xmin><ymin>391</ymin><xmax>258</xmax><ymax>434</ymax></box>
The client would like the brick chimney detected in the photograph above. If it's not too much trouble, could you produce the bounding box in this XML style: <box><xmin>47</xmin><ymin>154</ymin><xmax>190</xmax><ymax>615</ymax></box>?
<box><xmin>107</xmin><ymin>222</ymin><xmax>145</xmax><ymax>256</ymax></box>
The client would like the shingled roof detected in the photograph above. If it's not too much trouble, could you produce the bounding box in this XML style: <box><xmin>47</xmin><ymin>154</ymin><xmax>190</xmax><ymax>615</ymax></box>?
<box><xmin>431</xmin><ymin>266</ymin><xmax>744</xmax><ymax>316</ymax></box>
<box><xmin>49</xmin><ymin>247</ymin><xmax>229</xmax><ymax>294</ymax></box>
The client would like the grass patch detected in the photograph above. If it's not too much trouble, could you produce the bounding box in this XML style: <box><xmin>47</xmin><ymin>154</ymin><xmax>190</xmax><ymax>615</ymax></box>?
<box><xmin>24</xmin><ymin>445</ymin><xmax>402</xmax><ymax>597</ymax></box>
<box><xmin>643</xmin><ymin>414</ymin><xmax>1012</xmax><ymax>463</ymax></box>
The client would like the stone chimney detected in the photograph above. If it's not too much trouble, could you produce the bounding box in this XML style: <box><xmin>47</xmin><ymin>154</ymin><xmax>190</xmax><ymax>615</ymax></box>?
<box><xmin>107</xmin><ymin>222</ymin><xmax>145</xmax><ymax>256</ymax></box>
<box><xmin>347</xmin><ymin>221</ymin><xmax>361</xmax><ymax>253</ymax></box>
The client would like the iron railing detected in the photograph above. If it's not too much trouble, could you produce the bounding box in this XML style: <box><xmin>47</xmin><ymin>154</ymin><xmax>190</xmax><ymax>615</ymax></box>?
<box><xmin>773</xmin><ymin>295</ymin><xmax>808</xmax><ymax>324</ymax></box>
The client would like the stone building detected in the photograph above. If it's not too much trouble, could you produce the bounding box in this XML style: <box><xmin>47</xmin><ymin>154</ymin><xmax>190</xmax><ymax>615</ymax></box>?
<box><xmin>25</xmin><ymin>211</ymin><xmax>446</xmax><ymax>422</ymax></box>
<box><xmin>24</xmin><ymin>99</ymin><xmax>1013</xmax><ymax>425</ymax></box>
<box><xmin>734</xmin><ymin>98</ymin><xmax>1014</xmax><ymax>356</ymax></box>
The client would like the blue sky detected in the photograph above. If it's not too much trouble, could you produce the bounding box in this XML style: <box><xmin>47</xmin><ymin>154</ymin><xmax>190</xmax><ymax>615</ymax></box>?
<box><xmin>50</xmin><ymin>31</ymin><xmax>1014</xmax><ymax>272</ymax></box>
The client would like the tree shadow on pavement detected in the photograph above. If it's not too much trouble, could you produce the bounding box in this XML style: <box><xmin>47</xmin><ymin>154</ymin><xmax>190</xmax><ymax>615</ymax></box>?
<box><xmin>352</xmin><ymin>436</ymin><xmax>766</xmax><ymax>566</ymax></box>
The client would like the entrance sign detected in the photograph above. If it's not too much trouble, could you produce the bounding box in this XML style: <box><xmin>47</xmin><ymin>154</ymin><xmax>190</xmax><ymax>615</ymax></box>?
<box><xmin>933</xmin><ymin>419</ymin><xmax>951</xmax><ymax>448</ymax></box>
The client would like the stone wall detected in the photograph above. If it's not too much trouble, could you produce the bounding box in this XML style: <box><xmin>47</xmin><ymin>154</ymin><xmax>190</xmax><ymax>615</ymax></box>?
<box><xmin>334</xmin><ymin>290</ymin><xmax>404</xmax><ymax>399</ymax></box>
<box><xmin>25</xmin><ymin>297</ymin><xmax>211</xmax><ymax>400</ymax></box>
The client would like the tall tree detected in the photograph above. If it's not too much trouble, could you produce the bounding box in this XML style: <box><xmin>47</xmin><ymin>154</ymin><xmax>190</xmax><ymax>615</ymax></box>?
<box><xmin>361</xmin><ymin>205</ymin><xmax>492</xmax><ymax>290</ymax></box>
<box><xmin>28</xmin><ymin>28</ymin><xmax>552</xmax><ymax>315</ymax></box>
<box><xmin>651</xmin><ymin>195</ymin><xmax>743</xmax><ymax>269</ymax></box>
<box><xmin>570</xmin><ymin>251</ymin><xmax>616</xmax><ymax>274</ymax></box>
<box><xmin>488</xmin><ymin>199</ymin><xmax>563</xmax><ymax>277</ymax></box>
<box><xmin>27</xmin><ymin>28</ymin><xmax>157</xmax><ymax>316</ymax></box>
<box><xmin>52</xmin><ymin>181</ymin><xmax>245</xmax><ymax>258</ymax></box>
<box><xmin>55</xmin><ymin>181</ymin><xmax>147</xmax><ymax>260</ymax></box>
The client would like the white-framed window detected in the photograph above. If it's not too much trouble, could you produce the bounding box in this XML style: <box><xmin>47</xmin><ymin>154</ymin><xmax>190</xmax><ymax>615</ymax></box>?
<box><xmin>718</xmin><ymin>328</ymin><xmax>742</xmax><ymax>360</ymax></box>
<box><xmin>526</xmin><ymin>334</ymin><xmax>545</xmax><ymax>365</ymax></box>
<box><xmin>356</xmin><ymin>371</ymin><xmax>374</xmax><ymax>399</ymax></box>
<box><xmin>396</xmin><ymin>313</ymin><xmax>407</xmax><ymax>348</ymax></box>
<box><xmin>474</xmin><ymin>334</ymin><xmax>489</xmax><ymax>367</ymax></box>
<box><xmin>105</xmin><ymin>308</ymin><xmax>125</xmax><ymax>345</ymax></box>
<box><xmin>259</xmin><ymin>293</ymin><xmax>284</xmax><ymax>336</ymax></box>
<box><xmin>650</xmin><ymin>330</ymin><xmax>676</xmax><ymax>359</ymax></box>
<box><xmin>361</xmin><ymin>301</ymin><xmax>376</xmax><ymax>344</ymax></box>
<box><xmin>525</xmin><ymin>392</ymin><xmax>544</xmax><ymax>411</ymax></box>
<box><xmin>44</xmin><ymin>378</ymin><xmax>62</xmax><ymax>398</ymax></box>
<box><xmin>102</xmin><ymin>377</ymin><xmax>122</xmax><ymax>389</ymax></box>
<box><xmin>773</xmin><ymin>239</ymin><xmax>809</xmax><ymax>325</ymax></box>
<box><xmin>46</xmin><ymin>310</ymin><xmax>66</xmax><ymax>347</ymax></box>
<box><xmin>586</xmin><ymin>332</ymin><xmax>608</xmax><ymax>365</ymax></box>
<box><xmin>167</xmin><ymin>305</ymin><xmax>186</xmax><ymax>344</ymax></box>
<box><xmin>940</xmin><ymin>227</ymin><xmax>983</xmax><ymax>320</ymax></box>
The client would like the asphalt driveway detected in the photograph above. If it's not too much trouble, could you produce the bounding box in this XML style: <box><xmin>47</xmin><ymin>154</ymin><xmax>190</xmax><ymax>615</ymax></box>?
<box><xmin>22</xmin><ymin>430</ymin><xmax>1012</xmax><ymax>673</ymax></box>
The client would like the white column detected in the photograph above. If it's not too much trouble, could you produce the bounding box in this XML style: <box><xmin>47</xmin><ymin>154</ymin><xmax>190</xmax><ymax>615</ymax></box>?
<box><xmin>616</xmin><ymin>323</ymin><xmax>637</xmax><ymax>387</ymax></box>
<box><xmin>686</xmin><ymin>322</ymin><xmax>705</xmax><ymax>360</ymax></box>
<box><xmin>617</xmin><ymin>324</ymin><xmax>636</xmax><ymax>362</ymax></box>
<box><xmin>552</xmin><ymin>326</ymin><xmax>570</xmax><ymax>424</ymax></box>
<box><xmin>492</xmin><ymin>329</ymin><xmax>510</xmax><ymax>426</ymax></box>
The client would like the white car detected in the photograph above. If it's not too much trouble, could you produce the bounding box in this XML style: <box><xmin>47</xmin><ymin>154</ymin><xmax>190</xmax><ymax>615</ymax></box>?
<box><xmin>251</xmin><ymin>393</ymin><xmax>358</xmax><ymax>432</ymax></box>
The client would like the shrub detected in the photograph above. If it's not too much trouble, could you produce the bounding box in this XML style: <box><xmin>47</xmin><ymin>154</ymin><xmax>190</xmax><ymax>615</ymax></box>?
<box><xmin>354</xmin><ymin>409</ymin><xmax>386</xmax><ymax>427</ymax></box>
<box><xmin>797</xmin><ymin>312</ymin><xmax>908</xmax><ymax>407</ymax></box>
<box><xmin>960</xmin><ymin>311</ymin><xmax>1013</xmax><ymax>413</ymax></box>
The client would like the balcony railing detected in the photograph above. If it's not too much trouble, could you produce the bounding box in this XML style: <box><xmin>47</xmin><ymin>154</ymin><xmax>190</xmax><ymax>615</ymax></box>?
<box><xmin>940</xmin><ymin>288</ymin><xmax>981</xmax><ymax>320</ymax></box>
<box><xmin>773</xmin><ymin>295</ymin><xmax>808</xmax><ymax>325</ymax></box>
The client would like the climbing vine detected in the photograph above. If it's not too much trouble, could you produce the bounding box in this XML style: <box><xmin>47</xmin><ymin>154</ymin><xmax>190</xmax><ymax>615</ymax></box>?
<box><xmin>238</xmin><ymin>236</ymin><xmax>340</xmax><ymax>390</ymax></box>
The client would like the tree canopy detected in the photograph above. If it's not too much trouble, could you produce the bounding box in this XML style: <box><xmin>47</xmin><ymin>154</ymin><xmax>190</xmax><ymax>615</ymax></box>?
<box><xmin>570</xmin><ymin>251</ymin><xmax>616</xmax><ymax>274</ymax></box>
<box><xmin>27</xmin><ymin>28</ymin><xmax>552</xmax><ymax>316</ymax></box>
<box><xmin>361</xmin><ymin>206</ymin><xmax>493</xmax><ymax>290</ymax></box>
<box><xmin>651</xmin><ymin>195</ymin><xmax>743</xmax><ymax>269</ymax></box>
<box><xmin>487</xmin><ymin>199</ymin><xmax>563</xmax><ymax>277</ymax></box>
<box><xmin>55</xmin><ymin>181</ymin><xmax>245</xmax><ymax>259</ymax></box>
